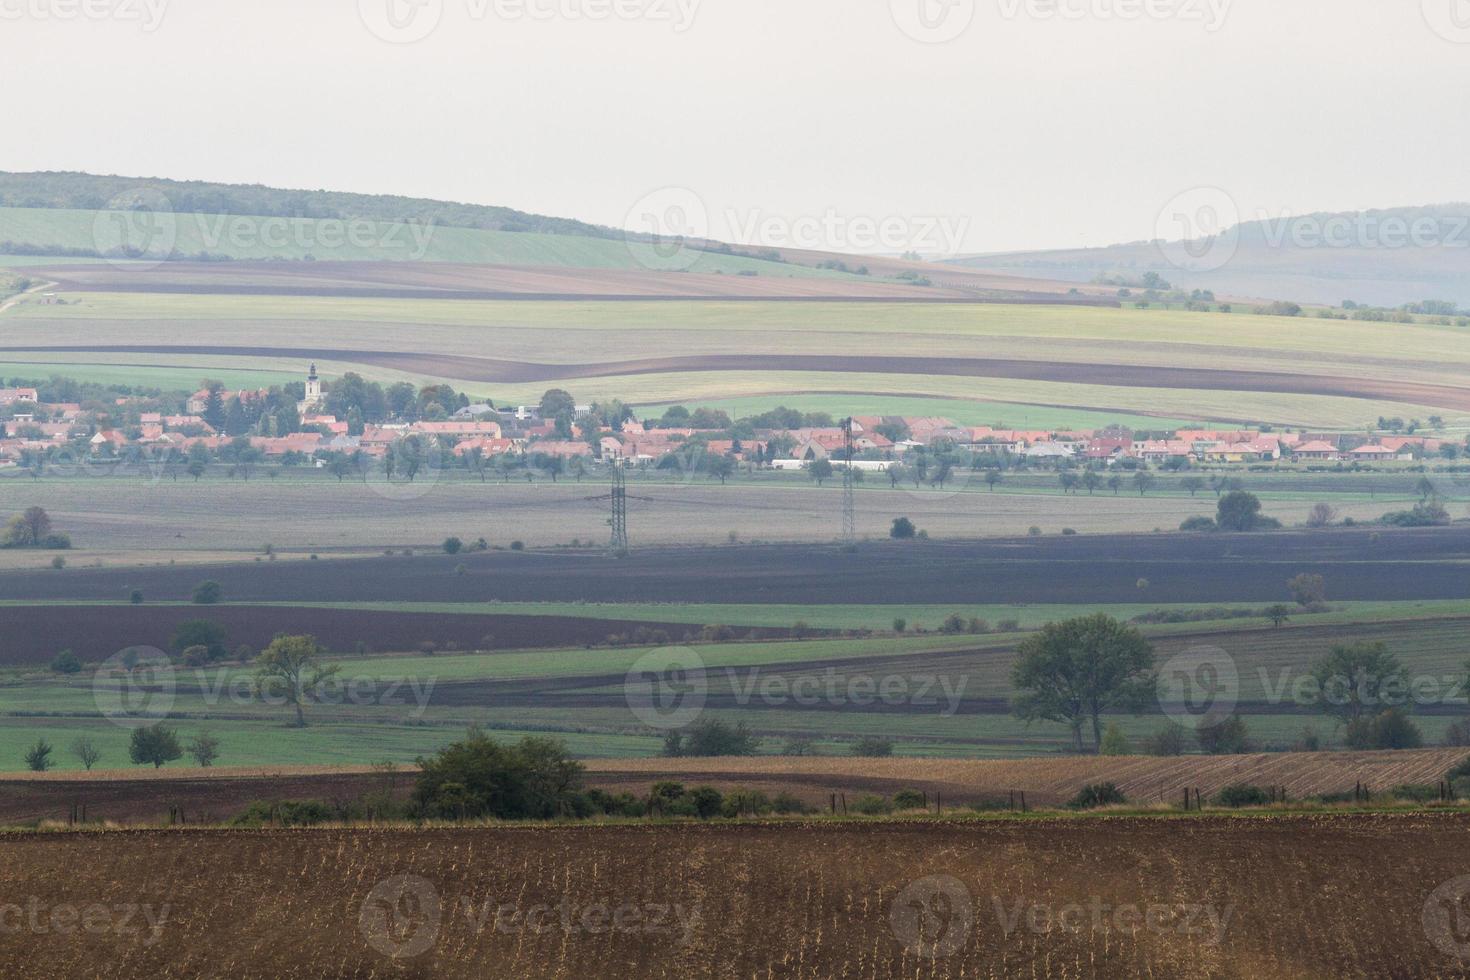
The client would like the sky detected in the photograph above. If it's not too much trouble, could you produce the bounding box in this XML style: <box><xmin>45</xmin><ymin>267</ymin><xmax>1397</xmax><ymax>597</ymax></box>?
<box><xmin>2</xmin><ymin>0</ymin><xmax>1468</xmax><ymax>255</ymax></box>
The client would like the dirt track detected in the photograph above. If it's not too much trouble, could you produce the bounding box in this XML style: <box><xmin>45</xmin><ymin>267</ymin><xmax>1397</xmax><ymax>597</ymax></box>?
<box><xmin>8</xmin><ymin>343</ymin><xmax>1468</xmax><ymax>407</ymax></box>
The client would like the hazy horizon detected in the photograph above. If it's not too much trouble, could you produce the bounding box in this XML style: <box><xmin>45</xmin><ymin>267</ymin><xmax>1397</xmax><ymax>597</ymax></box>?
<box><xmin>3</xmin><ymin>0</ymin><xmax>1469</xmax><ymax>255</ymax></box>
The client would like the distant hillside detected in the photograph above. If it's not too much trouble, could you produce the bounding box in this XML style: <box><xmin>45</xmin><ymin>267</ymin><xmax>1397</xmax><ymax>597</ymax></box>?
<box><xmin>948</xmin><ymin>204</ymin><xmax>1470</xmax><ymax>309</ymax></box>
<box><xmin>0</xmin><ymin>171</ymin><xmax>613</xmax><ymax>237</ymax></box>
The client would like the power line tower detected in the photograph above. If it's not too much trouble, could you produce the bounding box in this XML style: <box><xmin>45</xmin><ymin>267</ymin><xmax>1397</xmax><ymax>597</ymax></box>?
<box><xmin>841</xmin><ymin>417</ymin><xmax>857</xmax><ymax>548</ymax></box>
<box><xmin>609</xmin><ymin>464</ymin><xmax>629</xmax><ymax>555</ymax></box>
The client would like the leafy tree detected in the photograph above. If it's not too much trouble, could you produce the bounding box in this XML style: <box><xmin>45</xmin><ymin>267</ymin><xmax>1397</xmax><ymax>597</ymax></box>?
<box><xmin>1265</xmin><ymin>604</ymin><xmax>1292</xmax><ymax>628</ymax></box>
<box><xmin>49</xmin><ymin>649</ymin><xmax>81</xmax><ymax>674</ymax></box>
<box><xmin>191</xmin><ymin>579</ymin><xmax>222</xmax><ymax>604</ymax></box>
<box><xmin>171</xmin><ymin>619</ymin><xmax>228</xmax><ymax>661</ymax></box>
<box><xmin>23</xmin><ymin>738</ymin><xmax>53</xmax><ymax>772</ymax></box>
<box><xmin>187</xmin><ymin>731</ymin><xmax>221</xmax><ymax>767</ymax></box>
<box><xmin>413</xmin><ymin>730</ymin><xmax>585</xmax><ymax>820</ymax></box>
<box><xmin>1287</xmin><ymin>573</ymin><xmax>1327</xmax><ymax>607</ymax></box>
<box><xmin>1010</xmin><ymin>614</ymin><xmax>1156</xmax><ymax>753</ymax></box>
<box><xmin>1311</xmin><ymin>642</ymin><xmax>1408</xmax><ymax>726</ymax></box>
<box><xmin>1133</xmin><ymin>471</ymin><xmax>1155</xmax><ymax>496</ymax></box>
<box><xmin>1099</xmin><ymin>722</ymin><xmax>1132</xmax><ymax>756</ymax></box>
<box><xmin>809</xmin><ymin>458</ymin><xmax>834</xmax><ymax>486</ymax></box>
<box><xmin>1306</xmin><ymin>502</ymin><xmax>1338</xmax><ymax>528</ymax></box>
<box><xmin>706</xmin><ymin>455</ymin><xmax>735</xmax><ymax>485</ymax></box>
<box><xmin>1180</xmin><ymin>476</ymin><xmax>1205</xmax><ymax>497</ymax></box>
<box><xmin>254</xmin><ymin>634</ymin><xmax>342</xmax><ymax>728</ymax></box>
<box><xmin>850</xmin><ymin>735</ymin><xmax>894</xmax><ymax>757</ymax></box>
<box><xmin>1141</xmin><ymin>722</ymin><xmax>1188</xmax><ymax>756</ymax></box>
<box><xmin>1195</xmin><ymin>714</ymin><xmax>1252</xmax><ymax>755</ymax></box>
<box><xmin>69</xmin><ymin>736</ymin><xmax>102</xmax><ymax>771</ymax></box>
<box><xmin>984</xmin><ymin>469</ymin><xmax>1002</xmax><ymax>492</ymax></box>
<box><xmin>443</xmin><ymin>536</ymin><xmax>463</xmax><ymax>555</ymax></box>
<box><xmin>129</xmin><ymin>723</ymin><xmax>183</xmax><ymax>768</ymax></box>
<box><xmin>1345</xmin><ymin>708</ymin><xmax>1422</xmax><ymax>750</ymax></box>
<box><xmin>661</xmin><ymin>718</ymin><xmax>757</xmax><ymax>757</ymax></box>
<box><xmin>890</xmin><ymin>516</ymin><xmax>916</xmax><ymax>539</ymax></box>
<box><xmin>1216</xmin><ymin>491</ymin><xmax>1264</xmax><ymax>531</ymax></box>
<box><xmin>4</xmin><ymin>505</ymin><xmax>52</xmax><ymax>547</ymax></box>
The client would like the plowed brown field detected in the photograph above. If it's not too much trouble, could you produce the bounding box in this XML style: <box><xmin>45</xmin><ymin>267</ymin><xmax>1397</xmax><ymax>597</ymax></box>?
<box><xmin>3</xmin><ymin>815</ymin><xmax>1470</xmax><ymax>978</ymax></box>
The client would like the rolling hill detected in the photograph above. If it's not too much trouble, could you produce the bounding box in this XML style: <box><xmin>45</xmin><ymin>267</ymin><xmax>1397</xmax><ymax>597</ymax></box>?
<box><xmin>948</xmin><ymin>204</ymin><xmax>1470</xmax><ymax>309</ymax></box>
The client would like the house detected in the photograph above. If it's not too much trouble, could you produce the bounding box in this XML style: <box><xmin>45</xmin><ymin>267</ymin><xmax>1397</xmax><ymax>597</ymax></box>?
<box><xmin>1348</xmin><ymin>444</ymin><xmax>1398</xmax><ymax>462</ymax></box>
<box><xmin>1292</xmin><ymin>440</ymin><xmax>1341</xmax><ymax>461</ymax></box>
<box><xmin>0</xmin><ymin>388</ymin><xmax>38</xmax><ymax>405</ymax></box>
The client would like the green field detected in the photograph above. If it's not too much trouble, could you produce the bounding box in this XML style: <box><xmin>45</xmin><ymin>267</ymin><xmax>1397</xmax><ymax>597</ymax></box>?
<box><xmin>4</xmin><ymin>605</ymin><xmax>1469</xmax><ymax>770</ymax></box>
<box><xmin>5</xmin><ymin>293</ymin><xmax>1466</xmax><ymax>429</ymax></box>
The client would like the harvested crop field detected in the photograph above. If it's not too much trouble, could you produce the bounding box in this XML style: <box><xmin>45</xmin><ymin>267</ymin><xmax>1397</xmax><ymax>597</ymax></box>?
<box><xmin>4</xmin><ymin>815</ymin><xmax>1470</xmax><ymax>978</ymax></box>
<box><xmin>587</xmin><ymin>749</ymin><xmax>1470</xmax><ymax>807</ymax></box>
<box><xmin>6</xmin><ymin>527</ymin><xmax>1468</xmax><ymax>605</ymax></box>
<box><xmin>3</xmin><ymin>749</ymin><xmax>1461</xmax><ymax>825</ymax></box>
<box><xmin>0</xmin><ymin>605</ymin><xmax>795</xmax><ymax>666</ymax></box>
<box><xmin>11</xmin><ymin>342</ymin><xmax>1470</xmax><ymax>410</ymax></box>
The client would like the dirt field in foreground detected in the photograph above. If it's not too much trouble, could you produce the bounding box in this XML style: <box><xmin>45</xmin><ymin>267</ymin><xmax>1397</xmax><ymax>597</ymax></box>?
<box><xmin>2</xmin><ymin>815</ymin><xmax>1470</xmax><ymax>978</ymax></box>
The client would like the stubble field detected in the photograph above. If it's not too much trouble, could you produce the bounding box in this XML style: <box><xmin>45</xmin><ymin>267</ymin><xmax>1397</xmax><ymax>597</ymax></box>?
<box><xmin>4</xmin><ymin>815</ymin><xmax>1470</xmax><ymax>978</ymax></box>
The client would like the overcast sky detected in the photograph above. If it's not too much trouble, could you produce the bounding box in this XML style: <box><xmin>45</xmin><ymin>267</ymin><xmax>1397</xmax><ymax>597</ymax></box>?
<box><xmin>3</xmin><ymin>0</ymin><xmax>1468</xmax><ymax>254</ymax></box>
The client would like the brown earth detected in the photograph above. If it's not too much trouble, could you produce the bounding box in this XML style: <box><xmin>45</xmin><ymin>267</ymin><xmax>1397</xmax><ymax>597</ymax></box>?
<box><xmin>4</xmin><ymin>528</ymin><xmax>1468</xmax><ymax>605</ymax></box>
<box><xmin>9</xmin><ymin>342</ymin><xmax>1470</xmax><ymax>409</ymax></box>
<box><xmin>2</xmin><ymin>815</ymin><xmax>1470</xmax><ymax>977</ymax></box>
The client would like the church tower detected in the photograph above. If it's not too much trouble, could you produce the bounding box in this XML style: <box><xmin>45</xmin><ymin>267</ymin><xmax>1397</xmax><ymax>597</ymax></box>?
<box><xmin>300</xmin><ymin>362</ymin><xmax>324</xmax><ymax>413</ymax></box>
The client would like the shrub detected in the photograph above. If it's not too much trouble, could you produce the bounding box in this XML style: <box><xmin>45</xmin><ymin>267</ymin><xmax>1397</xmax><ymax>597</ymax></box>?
<box><xmin>1345</xmin><ymin>709</ymin><xmax>1422</xmax><ymax>750</ymax></box>
<box><xmin>890</xmin><ymin>517</ymin><xmax>916</xmax><ymax>539</ymax></box>
<box><xmin>850</xmin><ymin>735</ymin><xmax>894</xmax><ymax>757</ymax></box>
<box><xmin>191</xmin><ymin>579</ymin><xmax>222</xmax><ymax>604</ymax></box>
<box><xmin>1099</xmin><ymin>722</ymin><xmax>1132</xmax><ymax>756</ymax></box>
<box><xmin>1196</xmin><ymin>714</ymin><xmax>1253</xmax><ymax>755</ymax></box>
<box><xmin>181</xmin><ymin>645</ymin><xmax>213</xmax><ymax>667</ymax></box>
<box><xmin>509</xmin><ymin>540</ymin><xmax>525</xmax><ymax>551</ymax></box>
<box><xmin>771</xmin><ymin>792</ymin><xmax>809</xmax><ymax>815</ymax></box>
<box><xmin>687</xmin><ymin>785</ymin><xmax>725</xmax><ymax>819</ymax></box>
<box><xmin>892</xmin><ymin>617</ymin><xmax>907</xmax><ymax>634</ymax></box>
<box><xmin>231</xmin><ymin>799</ymin><xmax>335</xmax><ymax>828</ymax></box>
<box><xmin>1068</xmin><ymin>783</ymin><xmax>1126</xmax><ymax>809</ymax></box>
<box><xmin>892</xmin><ymin>789</ymin><xmax>928</xmax><ymax>810</ymax></box>
<box><xmin>1389</xmin><ymin>783</ymin><xmax>1438</xmax><ymax>803</ymax></box>
<box><xmin>23</xmin><ymin>738</ymin><xmax>53</xmax><ymax>772</ymax></box>
<box><xmin>49</xmin><ymin>649</ymin><xmax>81</xmax><ymax>674</ymax></box>
<box><xmin>850</xmin><ymin>794</ymin><xmax>893</xmax><ymax>815</ymax></box>
<box><xmin>1179</xmin><ymin>516</ymin><xmax>1216</xmax><ymax>532</ymax></box>
<box><xmin>443</xmin><ymin>536</ymin><xmax>463</xmax><ymax>554</ymax></box>
<box><xmin>663</xmin><ymin>719</ymin><xmax>758</xmax><ymax>757</ymax></box>
<box><xmin>1213</xmin><ymin>783</ymin><xmax>1270</xmax><ymax>808</ymax></box>
<box><xmin>412</xmin><ymin>731</ymin><xmax>586</xmax><ymax>820</ymax></box>
<box><xmin>720</xmin><ymin>789</ymin><xmax>772</xmax><ymax>817</ymax></box>
<box><xmin>1142</xmin><ymin>722</ymin><xmax>1188</xmax><ymax>756</ymax></box>
<box><xmin>129</xmin><ymin>589</ymin><xmax>144</xmax><ymax>604</ymax></box>
<box><xmin>50</xmin><ymin>555</ymin><xmax>65</xmax><ymax>569</ymax></box>
<box><xmin>171</xmin><ymin>619</ymin><xmax>228</xmax><ymax>661</ymax></box>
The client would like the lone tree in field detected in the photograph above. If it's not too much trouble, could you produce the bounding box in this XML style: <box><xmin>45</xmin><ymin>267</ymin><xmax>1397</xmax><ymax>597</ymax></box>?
<box><xmin>1265</xmin><ymin>604</ymin><xmax>1292</xmax><ymax>628</ymax></box>
<box><xmin>1010</xmin><ymin>614</ymin><xmax>1156</xmax><ymax>754</ymax></box>
<box><xmin>187</xmin><ymin>731</ymin><xmax>221</xmax><ymax>767</ymax></box>
<box><xmin>809</xmin><ymin>458</ymin><xmax>834</xmax><ymax>487</ymax></box>
<box><xmin>4</xmin><ymin>506</ymin><xmax>52</xmax><ymax>547</ymax></box>
<box><xmin>1288</xmin><ymin>573</ymin><xmax>1327</xmax><ymax>608</ymax></box>
<box><xmin>254</xmin><ymin>634</ymin><xmax>341</xmax><ymax>728</ymax></box>
<box><xmin>890</xmin><ymin>516</ymin><xmax>916</xmax><ymax>539</ymax></box>
<box><xmin>128</xmin><ymin>723</ymin><xmax>183</xmax><ymax>768</ymax></box>
<box><xmin>23</xmin><ymin>738</ymin><xmax>54</xmax><ymax>772</ymax></box>
<box><xmin>1310</xmin><ymin>642</ymin><xmax>1409</xmax><ymax>727</ymax></box>
<box><xmin>69</xmin><ymin>736</ymin><xmax>102</xmax><ymax>771</ymax></box>
<box><xmin>1215</xmin><ymin>490</ymin><xmax>1265</xmax><ymax>531</ymax></box>
<box><xmin>191</xmin><ymin>579</ymin><xmax>222</xmax><ymax>605</ymax></box>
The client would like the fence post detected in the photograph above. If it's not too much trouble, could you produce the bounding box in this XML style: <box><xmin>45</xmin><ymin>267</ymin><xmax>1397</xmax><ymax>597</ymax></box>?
<box><xmin>1020</xmin><ymin>791</ymin><xmax>1027</xmax><ymax>813</ymax></box>
<box><xmin>1183</xmin><ymin>788</ymin><xmax>1190</xmax><ymax>811</ymax></box>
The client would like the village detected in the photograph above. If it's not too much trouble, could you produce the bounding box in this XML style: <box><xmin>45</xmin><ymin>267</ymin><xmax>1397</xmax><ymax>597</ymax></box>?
<box><xmin>0</xmin><ymin>366</ymin><xmax>1458</xmax><ymax>476</ymax></box>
